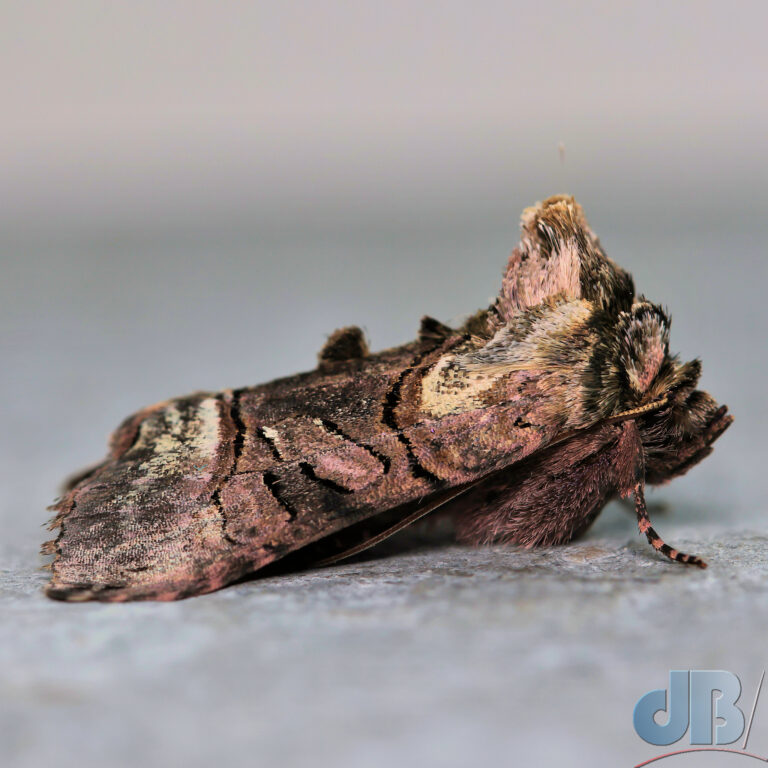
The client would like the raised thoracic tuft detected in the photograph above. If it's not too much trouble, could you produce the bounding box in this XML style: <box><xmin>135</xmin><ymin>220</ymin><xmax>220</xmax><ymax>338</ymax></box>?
<box><xmin>318</xmin><ymin>326</ymin><xmax>369</xmax><ymax>364</ymax></box>
<box><xmin>418</xmin><ymin>315</ymin><xmax>454</xmax><ymax>343</ymax></box>
<box><xmin>495</xmin><ymin>194</ymin><xmax>634</xmax><ymax>325</ymax></box>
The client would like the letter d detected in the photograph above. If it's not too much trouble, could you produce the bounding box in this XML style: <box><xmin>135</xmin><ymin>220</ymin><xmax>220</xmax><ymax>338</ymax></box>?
<box><xmin>634</xmin><ymin>670</ymin><xmax>690</xmax><ymax>746</ymax></box>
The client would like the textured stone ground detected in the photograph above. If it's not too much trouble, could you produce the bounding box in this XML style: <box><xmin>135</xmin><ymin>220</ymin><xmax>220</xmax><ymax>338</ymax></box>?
<box><xmin>3</xmin><ymin>509</ymin><xmax>768</xmax><ymax>768</ymax></box>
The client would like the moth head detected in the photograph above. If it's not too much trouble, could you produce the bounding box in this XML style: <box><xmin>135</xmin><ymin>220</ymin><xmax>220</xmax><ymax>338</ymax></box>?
<box><xmin>612</xmin><ymin>301</ymin><xmax>733</xmax><ymax>482</ymax></box>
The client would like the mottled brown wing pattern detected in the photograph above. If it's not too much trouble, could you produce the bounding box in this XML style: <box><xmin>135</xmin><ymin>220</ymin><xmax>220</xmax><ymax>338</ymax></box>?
<box><xmin>46</xmin><ymin>332</ymin><xmax>564</xmax><ymax>601</ymax></box>
<box><xmin>47</xmin><ymin>394</ymin><xmax>240</xmax><ymax>601</ymax></box>
<box><xmin>44</xmin><ymin>195</ymin><xmax>732</xmax><ymax>601</ymax></box>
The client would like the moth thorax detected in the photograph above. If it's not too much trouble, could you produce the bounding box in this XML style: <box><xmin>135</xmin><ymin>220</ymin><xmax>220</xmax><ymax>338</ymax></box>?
<box><xmin>622</xmin><ymin>303</ymin><xmax>670</xmax><ymax>394</ymax></box>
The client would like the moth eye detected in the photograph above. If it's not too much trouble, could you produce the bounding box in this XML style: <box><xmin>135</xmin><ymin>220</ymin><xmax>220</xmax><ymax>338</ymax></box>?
<box><xmin>675</xmin><ymin>388</ymin><xmax>718</xmax><ymax>434</ymax></box>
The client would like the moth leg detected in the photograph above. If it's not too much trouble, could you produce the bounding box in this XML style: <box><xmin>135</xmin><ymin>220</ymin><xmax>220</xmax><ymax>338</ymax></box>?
<box><xmin>617</xmin><ymin>496</ymin><xmax>669</xmax><ymax>516</ymax></box>
<box><xmin>634</xmin><ymin>482</ymin><xmax>707</xmax><ymax>568</ymax></box>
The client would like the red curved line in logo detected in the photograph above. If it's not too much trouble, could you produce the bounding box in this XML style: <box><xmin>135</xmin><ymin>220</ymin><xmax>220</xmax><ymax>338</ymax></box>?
<box><xmin>635</xmin><ymin>747</ymin><xmax>768</xmax><ymax>767</ymax></box>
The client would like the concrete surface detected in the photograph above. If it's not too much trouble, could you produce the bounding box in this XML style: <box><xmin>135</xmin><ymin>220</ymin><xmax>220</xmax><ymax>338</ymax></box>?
<box><xmin>4</xmin><ymin>516</ymin><xmax>768</xmax><ymax>768</ymax></box>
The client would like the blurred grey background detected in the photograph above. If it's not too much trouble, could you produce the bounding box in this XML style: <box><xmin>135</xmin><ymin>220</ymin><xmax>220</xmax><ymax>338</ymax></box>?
<box><xmin>2</xmin><ymin>2</ymin><xmax>767</xmax><ymax>767</ymax></box>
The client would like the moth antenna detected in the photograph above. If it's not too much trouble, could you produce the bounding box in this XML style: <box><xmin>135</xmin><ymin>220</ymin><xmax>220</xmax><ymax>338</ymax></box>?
<box><xmin>610</xmin><ymin>396</ymin><xmax>669</xmax><ymax>423</ymax></box>
<box><xmin>634</xmin><ymin>482</ymin><xmax>707</xmax><ymax>568</ymax></box>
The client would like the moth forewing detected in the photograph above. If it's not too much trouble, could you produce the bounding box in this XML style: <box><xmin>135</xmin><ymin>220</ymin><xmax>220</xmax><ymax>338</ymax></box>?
<box><xmin>44</xmin><ymin>195</ymin><xmax>731</xmax><ymax>601</ymax></box>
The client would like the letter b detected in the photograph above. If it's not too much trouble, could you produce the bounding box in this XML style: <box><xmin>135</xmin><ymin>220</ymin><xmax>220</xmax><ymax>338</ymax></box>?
<box><xmin>690</xmin><ymin>670</ymin><xmax>744</xmax><ymax>745</ymax></box>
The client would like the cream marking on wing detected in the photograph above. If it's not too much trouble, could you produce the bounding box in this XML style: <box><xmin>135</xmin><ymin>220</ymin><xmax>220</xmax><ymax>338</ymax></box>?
<box><xmin>260</xmin><ymin>425</ymin><xmax>284</xmax><ymax>459</ymax></box>
<box><xmin>129</xmin><ymin>398</ymin><xmax>221</xmax><ymax>484</ymax></box>
<box><xmin>78</xmin><ymin>398</ymin><xmax>226</xmax><ymax>571</ymax></box>
<box><xmin>421</xmin><ymin>300</ymin><xmax>593</xmax><ymax>418</ymax></box>
<box><xmin>312</xmin><ymin>417</ymin><xmax>343</xmax><ymax>439</ymax></box>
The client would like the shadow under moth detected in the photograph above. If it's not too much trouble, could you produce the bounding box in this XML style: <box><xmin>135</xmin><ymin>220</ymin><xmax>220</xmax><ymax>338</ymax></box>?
<box><xmin>44</xmin><ymin>195</ymin><xmax>732</xmax><ymax>601</ymax></box>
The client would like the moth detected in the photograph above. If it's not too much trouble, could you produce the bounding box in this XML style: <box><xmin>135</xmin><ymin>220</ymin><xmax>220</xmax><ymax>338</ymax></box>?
<box><xmin>44</xmin><ymin>195</ymin><xmax>732</xmax><ymax>601</ymax></box>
